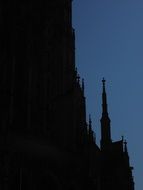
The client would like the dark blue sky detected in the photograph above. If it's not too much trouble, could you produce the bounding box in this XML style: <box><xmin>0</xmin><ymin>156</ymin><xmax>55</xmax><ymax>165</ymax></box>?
<box><xmin>73</xmin><ymin>1</ymin><xmax>143</xmax><ymax>189</ymax></box>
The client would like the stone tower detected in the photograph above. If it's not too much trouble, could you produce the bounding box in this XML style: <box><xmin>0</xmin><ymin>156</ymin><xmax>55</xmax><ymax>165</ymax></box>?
<box><xmin>0</xmin><ymin>1</ymin><xmax>87</xmax><ymax>150</ymax></box>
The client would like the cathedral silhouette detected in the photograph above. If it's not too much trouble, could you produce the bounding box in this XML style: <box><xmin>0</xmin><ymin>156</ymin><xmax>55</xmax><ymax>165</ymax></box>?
<box><xmin>0</xmin><ymin>1</ymin><xmax>134</xmax><ymax>190</ymax></box>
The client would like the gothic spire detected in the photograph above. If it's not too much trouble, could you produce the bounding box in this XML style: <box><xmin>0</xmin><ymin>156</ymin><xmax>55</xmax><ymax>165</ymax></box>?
<box><xmin>100</xmin><ymin>78</ymin><xmax>112</xmax><ymax>150</ymax></box>
<box><xmin>102</xmin><ymin>78</ymin><xmax>108</xmax><ymax>116</ymax></box>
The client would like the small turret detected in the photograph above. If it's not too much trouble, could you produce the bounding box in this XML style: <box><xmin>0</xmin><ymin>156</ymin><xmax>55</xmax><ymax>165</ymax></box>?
<box><xmin>124</xmin><ymin>140</ymin><xmax>130</xmax><ymax>167</ymax></box>
<box><xmin>88</xmin><ymin>115</ymin><xmax>95</xmax><ymax>144</ymax></box>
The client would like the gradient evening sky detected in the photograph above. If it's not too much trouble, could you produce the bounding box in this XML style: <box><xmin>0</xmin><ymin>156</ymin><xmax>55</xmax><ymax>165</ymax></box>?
<box><xmin>73</xmin><ymin>1</ymin><xmax>143</xmax><ymax>190</ymax></box>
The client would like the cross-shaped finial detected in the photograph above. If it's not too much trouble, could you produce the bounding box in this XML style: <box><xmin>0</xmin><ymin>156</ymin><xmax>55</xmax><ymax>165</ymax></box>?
<box><xmin>102</xmin><ymin>77</ymin><xmax>106</xmax><ymax>85</ymax></box>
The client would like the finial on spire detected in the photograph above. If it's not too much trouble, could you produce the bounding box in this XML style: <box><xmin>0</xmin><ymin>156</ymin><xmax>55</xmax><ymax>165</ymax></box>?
<box><xmin>102</xmin><ymin>77</ymin><xmax>106</xmax><ymax>85</ymax></box>
<box><xmin>102</xmin><ymin>77</ymin><xmax>106</xmax><ymax>92</ymax></box>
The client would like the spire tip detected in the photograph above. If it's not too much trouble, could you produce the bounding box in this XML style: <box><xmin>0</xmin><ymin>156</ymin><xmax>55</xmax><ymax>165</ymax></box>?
<box><xmin>102</xmin><ymin>78</ymin><xmax>106</xmax><ymax>85</ymax></box>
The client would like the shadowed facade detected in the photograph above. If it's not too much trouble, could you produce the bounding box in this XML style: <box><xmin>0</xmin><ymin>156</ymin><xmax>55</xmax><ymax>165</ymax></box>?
<box><xmin>0</xmin><ymin>1</ymin><xmax>134</xmax><ymax>190</ymax></box>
